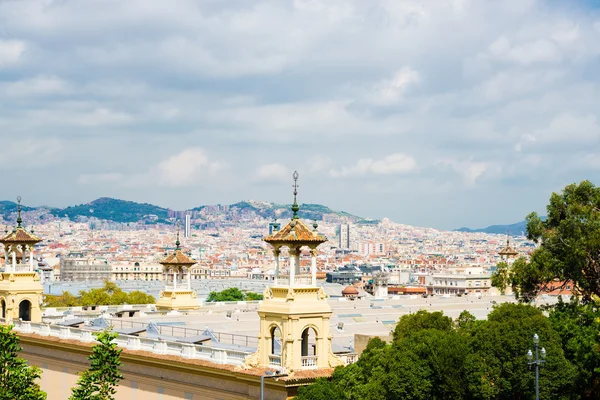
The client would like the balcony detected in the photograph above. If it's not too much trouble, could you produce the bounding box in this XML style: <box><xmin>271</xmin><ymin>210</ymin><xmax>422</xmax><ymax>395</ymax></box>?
<box><xmin>275</xmin><ymin>274</ymin><xmax>314</xmax><ymax>286</ymax></box>
<box><xmin>301</xmin><ymin>355</ymin><xmax>318</xmax><ymax>369</ymax></box>
<box><xmin>269</xmin><ymin>354</ymin><xmax>282</xmax><ymax>367</ymax></box>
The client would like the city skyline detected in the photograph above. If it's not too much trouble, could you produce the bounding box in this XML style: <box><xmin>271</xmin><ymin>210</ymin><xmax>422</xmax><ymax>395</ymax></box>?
<box><xmin>2</xmin><ymin>1</ymin><xmax>599</xmax><ymax>230</ymax></box>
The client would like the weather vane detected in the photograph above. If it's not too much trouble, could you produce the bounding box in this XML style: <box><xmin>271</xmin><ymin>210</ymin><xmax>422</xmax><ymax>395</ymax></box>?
<box><xmin>16</xmin><ymin>196</ymin><xmax>22</xmax><ymax>227</ymax></box>
<box><xmin>291</xmin><ymin>171</ymin><xmax>300</xmax><ymax>220</ymax></box>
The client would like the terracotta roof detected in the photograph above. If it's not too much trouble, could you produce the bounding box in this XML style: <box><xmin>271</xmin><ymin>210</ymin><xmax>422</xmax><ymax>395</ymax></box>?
<box><xmin>159</xmin><ymin>249</ymin><xmax>196</xmax><ymax>267</ymax></box>
<box><xmin>342</xmin><ymin>285</ymin><xmax>359</xmax><ymax>295</ymax></box>
<box><xmin>264</xmin><ymin>219</ymin><xmax>327</xmax><ymax>245</ymax></box>
<box><xmin>0</xmin><ymin>227</ymin><xmax>41</xmax><ymax>245</ymax></box>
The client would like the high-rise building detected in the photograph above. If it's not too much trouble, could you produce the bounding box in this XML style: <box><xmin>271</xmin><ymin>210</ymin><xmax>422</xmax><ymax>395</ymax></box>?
<box><xmin>339</xmin><ymin>223</ymin><xmax>351</xmax><ymax>249</ymax></box>
<box><xmin>184</xmin><ymin>214</ymin><xmax>191</xmax><ymax>238</ymax></box>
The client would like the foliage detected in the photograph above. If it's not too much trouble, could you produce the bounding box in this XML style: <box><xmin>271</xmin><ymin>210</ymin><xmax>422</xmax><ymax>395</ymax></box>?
<box><xmin>44</xmin><ymin>280</ymin><xmax>155</xmax><ymax>307</ymax></box>
<box><xmin>70</xmin><ymin>330</ymin><xmax>123</xmax><ymax>400</ymax></box>
<box><xmin>205</xmin><ymin>287</ymin><xmax>263</xmax><ymax>302</ymax></box>
<box><xmin>510</xmin><ymin>180</ymin><xmax>600</xmax><ymax>302</ymax></box>
<box><xmin>547</xmin><ymin>297</ymin><xmax>600</xmax><ymax>398</ymax></box>
<box><xmin>0</xmin><ymin>325</ymin><xmax>47</xmax><ymax>400</ymax></box>
<box><xmin>52</xmin><ymin>197</ymin><xmax>170</xmax><ymax>223</ymax></box>
<box><xmin>491</xmin><ymin>261</ymin><xmax>510</xmax><ymax>294</ymax></box>
<box><xmin>298</xmin><ymin>306</ymin><xmax>581</xmax><ymax>400</ymax></box>
<box><xmin>393</xmin><ymin>310</ymin><xmax>453</xmax><ymax>342</ymax></box>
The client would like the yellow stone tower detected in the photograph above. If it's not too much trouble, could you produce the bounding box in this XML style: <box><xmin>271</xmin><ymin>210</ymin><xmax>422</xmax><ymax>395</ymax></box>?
<box><xmin>156</xmin><ymin>231</ymin><xmax>200</xmax><ymax>311</ymax></box>
<box><xmin>0</xmin><ymin>197</ymin><xmax>44</xmax><ymax>323</ymax></box>
<box><xmin>243</xmin><ymin>171</ymin><xmax>344</xmax><ymax>372</ymax></box>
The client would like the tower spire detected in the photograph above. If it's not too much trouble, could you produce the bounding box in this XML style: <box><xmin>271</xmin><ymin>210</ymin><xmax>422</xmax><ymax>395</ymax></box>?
<box><xmin>175</xmin><ymin>229</ymin><xmax>181</xmax><ymax>250</ymax></box>
<box><xmin>291</xmin><ymin>170</ymin><xmax>300</xmax><ymax>219</ymax></box>
<box><xmin>16</xmin><ymin>196</ymin><xmax>22</xmax><ymax>227</ymax></box>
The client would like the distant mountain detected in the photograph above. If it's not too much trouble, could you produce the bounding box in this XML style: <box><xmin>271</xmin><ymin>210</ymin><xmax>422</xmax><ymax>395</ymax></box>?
<box><xmin>1</xmin><ymin>197</ymin><xmax>374</xmax><ymax>225</ymax></box>
<box><xmin>455</xmin><ymin>220</ymin><xmax>532</xmax><ymax>236</ymax></box>
<box><xmin>50</xmin><ymin>197</ymin><xmax>170</xmax><ymax>223</ymax></box>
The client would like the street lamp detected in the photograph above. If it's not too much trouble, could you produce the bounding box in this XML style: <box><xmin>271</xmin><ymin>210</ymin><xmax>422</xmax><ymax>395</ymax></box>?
<box><xmin>260</xmin><ymin>370</ymin><xmax>288</xmax><ymax>400</ymax></box>
<box><xmin>527</xmin><ymin>333</ymin><xmax>546</xmax><ymax>400</ymax></box>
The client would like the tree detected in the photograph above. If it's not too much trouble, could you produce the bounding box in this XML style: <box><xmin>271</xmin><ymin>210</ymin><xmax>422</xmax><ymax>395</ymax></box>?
<box><xmin>205</xmin><ymin>288</ymin><xmax>263</xmax><ymax>302</ymax></box>
<box><xmin>547</xmin><ymin>297</ymin><xmax>600</xmax><ymax>399</ymax></box>
<box><xmin>467</xmin><ymin>303</ymin><xmax>577</xmax><ymax>400</ymax></box>
<box><xmin>393</xmin><ymin>310</ymin><xmax>453</xmax><ymax>342</ymax></box>
<box><xmin>125</xmin><ymin>291</ymin><xmax>155</xmax><ymax>304</ymax></box>
<box><xmin>70</xmin><ymin>330</ymin><xmax>123</xmax><ymax>400</ymax></box>
<box><xmin>512</xmin><ymin>180</ymin><xmax>600</xmax><ymax>301</ymax></box>
<box><xmin>0</xmin><ymin>325</ymin><xmax>47</xmax><ymax>400</ymax></box>
<box><xmin>44</xmin><ymin>291</ymin><xmax>80</xmax><ymax>307</ymax></box>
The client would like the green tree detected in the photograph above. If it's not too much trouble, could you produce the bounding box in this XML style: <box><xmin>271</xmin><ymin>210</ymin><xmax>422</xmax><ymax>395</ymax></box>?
<box><xmin>467</xmin><ymin>303</ymin><xmax>577</xmax><ymax>400</ymax></box>
<box><xmin>125</xmin><ymin>291</ymin><xmax>155</xmax><ymax>304</ymax></box>
<box><xmin>206</xmin><ymin>287</ymin><xmax>246</xmax><ymax>302</ymax></box>
<box><xmin>512</xmin><ymin>180</ymin><xmax>600</xmax><ymax>301</ymax></box>
<box><xmin>491</xmin><ymin>261</ymin><xmax>510</xmax><ymax>295</ymax></box>
<box><xmin>244</xmin><ymin>292</ymin><xmax>264</xmax><ymax>301</ymax></box>
<box><xmin>44</xmin><ymin>291</ymin><xmax>81</xmax><ymax>307</ymax></box>
<box><xmin>70</xmin><ymin>330</ymin><xmax>123</xmax><ymax>400</ymax></box>
<box><xmin>548</xmin><ymin>297</ymin><xmax>600</xmax><ymax>398</ymax></box>
<box><xmin>393</xmin><ymin>310</ymin><xmax>453</xmax><ymax>342</ymax></box>
<box><xmin>0</xmin><ymin>325</ymin><xmax>47</xmax><ymax>400</ymax></box>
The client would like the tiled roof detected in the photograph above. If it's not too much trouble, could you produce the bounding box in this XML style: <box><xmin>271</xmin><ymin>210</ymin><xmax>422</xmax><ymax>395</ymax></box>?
<box><xmin>0</xmin><ymin>227</ymin><xmax>42</xmax><ymax>244</ymax></box>
<box><xmin>498</xmin><ymin>245</ymin><xmax>519</xmax><ymax>256</ymax></box>
<box><xmin>264</xmin><ymin>219</ymin><xmax>327</xmax><ymax>244</ymax></box>
<box><xmin>159</xmin><ymin>249</ymin><xmax>197</xmax><ymax>266</ymax></box>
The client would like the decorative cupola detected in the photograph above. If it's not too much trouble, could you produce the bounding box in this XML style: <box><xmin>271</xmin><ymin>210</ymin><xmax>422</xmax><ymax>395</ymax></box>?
<box><xmin>243</xmin><ymin>171</ymin><xmax>344</xmax><ymax>373</ymax></box>
<box><xmin>498</xmin><ymin>235</ymin><xmax>519</xmax><ymax>262</ymax></box>
<box><xmin>0</xmin><ymin>197</ymin><xmax>43</xmax><ymax>323</ymax></box>
<box><xmin>156</xmin><ymin>231</ymin><xmax>199</xmax><ymax>311</ymax></box>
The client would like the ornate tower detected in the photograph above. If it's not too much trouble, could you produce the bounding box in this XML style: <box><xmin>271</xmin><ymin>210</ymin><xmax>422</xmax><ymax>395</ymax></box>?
<box><xmin>498</xmin><ymin>235</ymin><xmax>519</xmax><ymax>264</ymax></box>
<box><xmin>243</xmin><ymin>171</ymin><xmax>344</xmax><ymax>372</ymax></box>
<box><xmin>0</xmin><ymin>197</ymin><xmax>44</xmax><ymax>323</ymax></box>
<box><xmin>156</xmin><ymin>231</ymin><xmax>199</xmax><ymax>310</ymax></box>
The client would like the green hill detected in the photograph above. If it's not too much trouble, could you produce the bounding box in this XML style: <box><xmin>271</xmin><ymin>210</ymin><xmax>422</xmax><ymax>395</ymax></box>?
<box><xmin>50</xmin><ymin>197</ymin><xmax>170</xmax><ymax>223</ymax></box>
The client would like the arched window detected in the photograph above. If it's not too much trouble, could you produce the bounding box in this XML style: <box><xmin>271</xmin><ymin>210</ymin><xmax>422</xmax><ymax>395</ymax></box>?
<box><xmin>301</xmin><ymin>327</ymin><xmax>317</xmax><ymax>357</ymax></box>
<box><xmin>1</xmin><ymin>299</ymin><xmax>6</xmax><ymax>319</ymax></box>
<box><xmin>270</xmin><ymin>326</ymin><xmax>281</xmax><ymax>355</ymax></box>
<box><xmin>19</xmin><ymin>300</ymin><xmax>32</xmax><ymax>322</ymax></box>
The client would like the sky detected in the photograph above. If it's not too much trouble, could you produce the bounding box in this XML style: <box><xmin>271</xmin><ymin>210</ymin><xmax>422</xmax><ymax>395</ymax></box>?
<box><xmin>0</xmin><ymin>0</ymin><xmax>599</xmax><ymax>230</ymax></box>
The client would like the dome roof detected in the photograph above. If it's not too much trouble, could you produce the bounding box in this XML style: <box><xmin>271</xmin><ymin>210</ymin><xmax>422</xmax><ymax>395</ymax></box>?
<box><xmin>342</xmin><ymin>285</ymin><xmax>359</xmax><ymax>295</ymax></box>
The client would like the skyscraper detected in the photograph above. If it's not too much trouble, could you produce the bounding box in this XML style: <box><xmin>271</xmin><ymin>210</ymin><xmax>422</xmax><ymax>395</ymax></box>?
<box><xmin>184</xmin><ymin>214</ymin><xmax>191</xmax><ymax>238</ymax></box>
<box><xmin>338</xmin><ymin>223</ymin><xmax>351</xmax><ymax>249</ymax></box>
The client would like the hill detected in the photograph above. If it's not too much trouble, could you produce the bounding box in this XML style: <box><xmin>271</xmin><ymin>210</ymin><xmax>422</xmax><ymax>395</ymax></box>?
<box><xmin>1</xmin><ymin>197</ymin><xmax>373</xmax><ymax>225</ymax></box>
<box><xmin>455</xmin><ymin>220</ymin><xmax>530</xmax><ymax>236</ymax></box>
<box><xmin>50</xmin><ymin>197</ymin><xmax>170</xmax><ymax>223</ymax></box>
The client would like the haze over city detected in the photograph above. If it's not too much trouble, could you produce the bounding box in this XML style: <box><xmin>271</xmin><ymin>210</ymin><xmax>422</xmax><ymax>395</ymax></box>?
<box><xmin>2</xmin><ymin>1</ymin><xmax>600</xmax><ymax>229</ymax></box>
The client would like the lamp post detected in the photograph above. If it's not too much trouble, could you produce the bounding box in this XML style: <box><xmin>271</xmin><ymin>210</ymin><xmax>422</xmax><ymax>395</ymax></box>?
<box><xmin>527</xmin><ymin>333</ymin><xmax>546</xmax><ymax>400</ymax></box>
<box><xmin>260</xmin><ymin>370</ymin><xmax>288</xmax><ymax>400</ymax></box>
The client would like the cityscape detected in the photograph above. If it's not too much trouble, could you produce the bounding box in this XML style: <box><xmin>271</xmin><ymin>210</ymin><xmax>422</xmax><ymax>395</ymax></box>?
<box><xmin>1</xmin><ymin>1</ymin><xmax>600</xmax><ymax>400</ymax></box>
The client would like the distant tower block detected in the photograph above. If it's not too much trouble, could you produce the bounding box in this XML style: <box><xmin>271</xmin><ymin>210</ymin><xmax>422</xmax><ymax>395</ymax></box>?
<box><xmin>156</xmin><ymin>231</ymin><xmax>199</xmax><ymax>311</ymax></box>
<box><xmin>372</xmin><ymin>271</ymin><xmax>389</xmax><ymax>299</ymax></box>
<box><xmin>184</xmin><ymin>214</ymin><xmax>191</xmax><ymax>239</ymax></box>
<box><xmin>0</xmin><ymin>197</ymin><xmax>44</xmax><ymax>323</ymax></box>
<box><xmin>242</xmin><ymin>171</ymin><xmax>344</xmax><ymax>373</ymax></box>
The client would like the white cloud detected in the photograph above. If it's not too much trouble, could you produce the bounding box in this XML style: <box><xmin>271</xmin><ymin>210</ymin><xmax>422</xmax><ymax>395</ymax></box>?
<box><xmin>2</xmin><ymin>75</ymin><xmax>70</xmax><ymax>96</ymax></box>
<box><xmin>0</xmin><ymin>39</ymin><xmax>25</xmax><ymax>67</ymax></box>
<box><xmin>255</xmin><ymin>163</ymin><xmax>290</xmax><ymax>183</ymax></box>
<box><xmin>330</xmin><ymin>153</ymin><xmax>417</xmax><ymax>178</ymax></box>
<box><xmin>156</xmin><ymin>148</ymin><xmax>227</xmax><ymax>187</ymax></box>
<box><xmin>78</xmin><ymin>173</ymin><xmax>124</xmax><ymax>185</ymax></box>
<box><xmin>371</xmin><ymin>67</ymin><xmax>420</xmax><ymax>105</ymax></box>
<box><xmin>436</xmin><ymin>159</ymin><xmax>495</xmax><ymax>186</ymax></box>
<box><xmin>0</xmin><ymin>138</ymin><xmax>63</xmax><ymax>170</ymax></box>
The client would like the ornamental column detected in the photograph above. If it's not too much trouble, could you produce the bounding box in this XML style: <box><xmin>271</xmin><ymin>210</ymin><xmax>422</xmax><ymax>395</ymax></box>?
<box><xmin>311</xmin><ymin>248</ymin><xmax>318</xmax><ymax>286</ymax></box>
<box><xmin>273</xmin><ymin>248</ymin><xmax>281</xmax><ymax>285</ymax></box>
<box><xmin>289</xmin><ymin>248</ymin><xmax>296</xmax><ymax>287</ymax></box>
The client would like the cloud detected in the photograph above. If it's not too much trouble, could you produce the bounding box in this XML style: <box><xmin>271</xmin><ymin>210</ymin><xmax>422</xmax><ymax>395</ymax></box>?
<box><xmin>156</xmin><ymin>148</ymin><xmax>227</xmax><ymax>187</ymax></box>
<box><xmin>0</xmin><ymin>139</ymin><xmax>63</xmax><ymax>170</ymax></box>
<box><xmin>436</xmin><ymin>159</ymin><xmax>496</xmax><ymax>186</ymax></box>
<box><xmin>255</xmin><ymin>163</ymin><xmax>290</xmax><ymax>183</ymax></box>
<box><xmin>78</xmin><ymin>173</ymin><xmax>124</xmax><ymax>185</ymax></box>
<box><xmin>2</xmin><ymin>75</ymin><xmax>70</xmax><ymax>97</ymax></box>
<box><xmin>0</xmin><ymin>39</ymin><xmax>25</xmax><ymax>67</ymax></box>
<box><xmin>330</xmin><ymin>153</ymin><xmax>417</xmax><ymax>178</ymax></box>
<box><xmin>370</xmin><ymin>67</ymin><xmax>420</xmax><ymax>104</ymax></box>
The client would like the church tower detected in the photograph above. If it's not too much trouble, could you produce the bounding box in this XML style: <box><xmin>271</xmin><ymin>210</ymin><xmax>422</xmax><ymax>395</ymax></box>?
<box><xmin>243</xmin><ymin>171</ymin><xmax>344</xmax><ymax>372</ymax></box>
<box><xmin>156</xmin><ymin>231</ymin><xmax>200</xmax><ymax>310</ymax></box>
<box><xmin>0</xmin><ymin>197</ymin><xmax>44</xmax><ymax>323</ymax></box>
<box><xmin>498</xmin><ymin>235</ymin><xmax>519</xmax><ymax>264</ymax></box>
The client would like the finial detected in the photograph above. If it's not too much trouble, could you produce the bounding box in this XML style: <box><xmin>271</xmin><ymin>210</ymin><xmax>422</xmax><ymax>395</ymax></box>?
<box><xmin>175</xmin><ymin>230</ymin><xmax>181</xmax><ymax>250</ymax></box>
<box><xmin>16</xmin><ymin>196</ymin><xmax>22</xmax><ymax>227</ymax></box>
<box><xmin>291</xmin><ymin>170</ymin><xmax>300</xmax><ymax>219</ymax></box>
<box><xmin>313</xmin><ymin>219</ymin><xmax>318</xmax><ymax>231</ymax></box>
